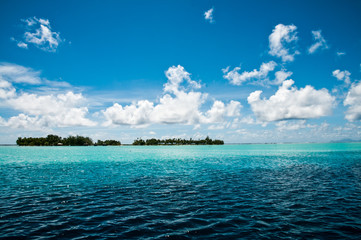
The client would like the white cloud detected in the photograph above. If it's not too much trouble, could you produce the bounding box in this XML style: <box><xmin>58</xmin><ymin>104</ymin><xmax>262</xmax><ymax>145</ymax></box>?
<box><xmin>0</xmin><ymin>63</ymin><xmax>42</xmax><ymax>84</ymax></box>
<box><xmin>23</xmin><ymin>17</ymin><xmax>38</xmax><ymax>26</ymax></box>
<box><xmin>103</xmin><ymin>101</ymin><xmax>154</xmax><ymax>126</ymax></box>
<box><xmin>5</xmin><ymin>92</ymin><xmax>96</xmax><ymax>128</ymax></box>
<box><xmin>17</xmin><ymin>42</ymin><xmax>28</xmax><ymax>49</ymax></box>
<box><xmin>0</xmin><ymin>80</ymin><xmax>16</xmax><ymax>99</ymax></box>
<box><xmin>103</xmin><ymin>65</ymin><xmax>241</xmax><ymax>127</ymax></box>
<box><xmin>308</xmin><ymin>30</ymin><xmax>328</xmax><ymax>54</ymax></box>
<box><xmin>224</xmin><ymin>100</ymin><xmax>242</xmax><ymax>117</ymax></box>
<box><xmin>239</xmin><ymin>116</ymin><xmax>257</xmax><ymax>125</ymax></box>
<box><xmin>0</xmin><ymin>63</ymin><xmax>72</xmax><ymax>91</ymax></box>
<box><xmin>273</xmin><ymin>69</ymin><xmax>293</xmax><ymax>85</ymax></box>
<box><xmin>336</xmin><ymin>52</ymin><xmax>346</xmax><ymax>56</ymax></box>
<box><xmin>3</xmin><ymin>114</ymin><xmax>47</xmax><ymax>130</ymax></box>
<box><xmin>0</xmin><ymin>63</ymin><xmax>95</xmax><ymax>129</ymax></box>
<box><xmin>10</xmin><ymin>37</ymin><xmax>28</xmax><ymax>49</ymax></box>
<box><xmin>223</xmin><ymin>61</ymin><xmax>277</xmax><ymax>86</ymax></box>
<box><xmin>248</xmin><ymin>80</ymin><xmax>335</xmax><ymax>122</ymax></box>
<box><xmin>204</xmin><ymin>8</ymin><xmax>214</xmax><ymax>23</ymax></box>
<box><xmin>344</xmin><ymin>81</ymin><xmax>361</xmax><ymax>121</ymax></box>
<box><xmin>163</xmin><ymin>65</ymin><xmax>201</xmax><ymax>94</ymax></box>
<box><xmin>16</xmin><ymin>17</ymin><xmax>64</xmax><ymax>52</ymax></box>
<box><xmin>43</xmin><ymin>79</ymin><xmax>71</xmax><ymax>88</ymax></box>
<box><xmin>332</xmin><ymin>69</ymin><xmax>351</xmax><ymax>85</ymax></box>
<box><xmin>9</xmin><ymin>92</ymin><xmax>81</xmax><ymax>115</ymax></box>
<box><xmin>208</xmin><ymin>122</ymin><xmax>229</xmax><ymax>130</ymax></box>
<box><xmin>268</xmin><ymin>24</ymin><xmax>299</xmax><ymax>62</ymax></box>
<box><xmin>276</xmin><ymin>120</ymin><xmax>312</xmax><ymax>131</ymax></box>
<box><xmin>152</xmin><ymin>91</ymin><xmax>205</xmax><ymax>124</ymax></box>
<box><xmin>229</xmin><ymin>116</ymin><xmax>264</xmax><ymax>129</ymax></box>
<box><xmin>204</xmin><ymin>100</ymin><xmax>241</xmax><ymax>123</ymax></box>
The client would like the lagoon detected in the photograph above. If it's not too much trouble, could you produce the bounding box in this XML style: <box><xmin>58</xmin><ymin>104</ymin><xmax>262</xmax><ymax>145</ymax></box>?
<box><xmin>1</xmin><ymin>143</ymin><xmax>361</xmax><ymax>239</ymax></box>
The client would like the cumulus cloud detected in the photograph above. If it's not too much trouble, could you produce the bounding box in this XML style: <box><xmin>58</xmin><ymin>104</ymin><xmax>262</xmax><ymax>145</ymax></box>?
<box><xmin>15</xmin><ymin>17</ymin><xmax>64</xmax><ymax>52</ymax></box>
<box><xmin>223</xmin><ymin>61</ymin><xmax>277</xmax><ymax>86</ymax></box>
<box><xmin>204</xmin><ymin>8</ymin><xmax>214</xmax><ymax>23</ymax></box>
<box><xmin>332</xmin><ymin>69</ymin><xmax>351</xmax><ymax>85</ymax></box>
<box><xmin>3</xmin><ymin>91</ymin><xmax>96</xmax><ymax>128</ymax></box>
<box><xmin>308</xmin><ymin>30</ymin><xmax>328</xmax><ymax>54</ymax></box>
<box><xmin>103</xmin><ymin>65</ymin><xmax>241</xmax><ymax>127</ymax></box>
<box><xmin>163</xmin><ymin>65</ymin><xmax>201</xmax><ymax>94</ymax></box>
<box><xmin>3</xmin><ymin>114</ymin><xmax>46</xmax><ymax>130</ymax></box>
<box><xmin>204</xmin><ymin>100</ymin><xmax>241</xmax><ymax>123</ymax></box>
<box><xmin>152</xmin><ymin>91</ymin><xmax>205</xmax><ymax>124</ymax></box>
<box><xmin>272</xmin><ymin>69</ymin><xmax>293</xmax><ymax>85</ymax></box>
<box><xmin>0</xmin><ymin>63</ymin><xmax>95</xmax><ymax>129</ymax></box>
<box><xmin>103</xmin><ymin>101</ymin><xmax>154</xmax><ymax>126</ymax></box>
<box><xmin>268</xmin><ymin>24</ymin><xmax>299</xmax><ymax>62</ymax></box>
<box><xmin>248</xmin><ymin>80</ymin><xmax>334</xmax><ymax>122</ymax></box>
<box><xmin>0</xmin><ymin>79</ymin><xmax>16</xmax><ymax>99</ymax></box>
<box><xmin>344</xmin><ymin>81</ymin><xmax>361</xmax><ymax>121</ymax></box>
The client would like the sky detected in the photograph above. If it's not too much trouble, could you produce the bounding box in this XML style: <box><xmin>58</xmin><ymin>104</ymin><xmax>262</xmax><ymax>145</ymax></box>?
<box><xmin>0</xmin><ymin>0</ymin><xmax>361</xmax><ymax>144</ymax></box>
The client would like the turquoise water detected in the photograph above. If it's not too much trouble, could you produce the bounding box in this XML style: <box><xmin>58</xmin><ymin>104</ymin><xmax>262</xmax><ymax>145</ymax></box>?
<box><xmin>1</xmin><ymin>143</ymin><xmax>361</xmax><ymax>239</ymax></box>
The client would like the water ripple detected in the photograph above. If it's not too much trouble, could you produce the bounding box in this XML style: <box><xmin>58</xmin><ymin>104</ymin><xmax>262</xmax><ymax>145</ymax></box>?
<box><xmin>1</xmin><ymin>145</ymin><xmax>361</xmax><ymax>239</ymax></box>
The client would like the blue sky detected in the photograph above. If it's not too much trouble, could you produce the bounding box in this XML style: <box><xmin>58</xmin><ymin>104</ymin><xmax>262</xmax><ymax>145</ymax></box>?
<box><xmin>0</xmin><ymin>0</ymin><xmax>361</xmax><ymax>143</ymax></box>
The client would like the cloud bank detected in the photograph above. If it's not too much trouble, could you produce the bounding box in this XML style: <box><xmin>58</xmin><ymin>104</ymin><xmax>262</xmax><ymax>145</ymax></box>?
<box><xmin>103</xmin><ymin>65</ymin><xmax>241</xmax><ymax>126</ymax></box>
<box><xmin>0</xmin><ymin>63</ymin><xmax>95</xmax><ymax>129</ymax></box>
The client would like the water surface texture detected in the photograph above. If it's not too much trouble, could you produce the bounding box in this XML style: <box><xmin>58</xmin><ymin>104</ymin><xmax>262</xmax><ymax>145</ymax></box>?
<box><xmin>1</xmin><ymin>143</ymin><xmax>361</xmax><ymax>239</ymax></box>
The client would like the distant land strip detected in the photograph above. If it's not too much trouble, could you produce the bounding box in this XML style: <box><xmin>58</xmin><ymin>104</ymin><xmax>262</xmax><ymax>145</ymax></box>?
<box><xmin>16</xmin><ymin>135</ymin><xmax>120</xmax><ymax>146</ymax></box>
<box><xmin>15</xmin><ymin>135</ymin><xmax>224</xmax><ymax>146</ymax></box>
<box><xmin>132</xmin><ymin>136</ymin><xmax>224</xmax><ymax>145</ymax></box>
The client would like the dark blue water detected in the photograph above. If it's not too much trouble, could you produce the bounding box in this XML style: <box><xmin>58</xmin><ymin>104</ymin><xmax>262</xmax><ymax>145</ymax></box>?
<box><xmin>1</xmin><ymin>144</ymin><xmax>361</xmax><ymax>239</ymax></box>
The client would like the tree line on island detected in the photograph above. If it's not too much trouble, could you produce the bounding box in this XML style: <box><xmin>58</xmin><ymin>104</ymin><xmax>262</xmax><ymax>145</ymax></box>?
<box><xmin>132</xmin><ymin>136</ymin><xmax>224</xmax><ymax>145</ymax></box>
<box><xmin>16</xmin><ymin>135</ymin><xmax>224</xmax><ymax>146</ymax></box>
<box><xmin>16</xmin><ymin>135</ymin><xmax>121</xmax><ymax>146</ymax></box>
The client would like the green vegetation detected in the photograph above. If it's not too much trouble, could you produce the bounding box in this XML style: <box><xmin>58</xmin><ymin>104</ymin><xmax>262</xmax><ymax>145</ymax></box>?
<box><xmin>16</xmin><ymin>135</ymin><xmax>121</xmax><ymax>146</ymax></box>
<box><xmin>95</xmin><ymin>140</ymin><xmax>121</xmax><ymax>146</ymax></box>
<box><xmin>16</xmin><ymin>135</ymin><xmax>223</xmax><ymax>146</ymax></box>
<box><xmin>132</xmin><ymin>136</ymin><xmax>224</xmax><ymax>145</ymax></box>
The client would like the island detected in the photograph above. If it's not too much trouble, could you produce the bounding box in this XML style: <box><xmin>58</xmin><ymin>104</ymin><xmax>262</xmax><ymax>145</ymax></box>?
<box><xmin>132</xmin><ymin>136</ymin><xmax>224</xmax><ymax>145</ymax></box>
<box><xmin>16</xmin><ymin>135</ymin><xmax>121</xmax><ymax>146</ymax></box>
<box><xmin>16</xmin><ymin>135</ymin><xmax>224</xmax><ymax>146</ymax></box>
